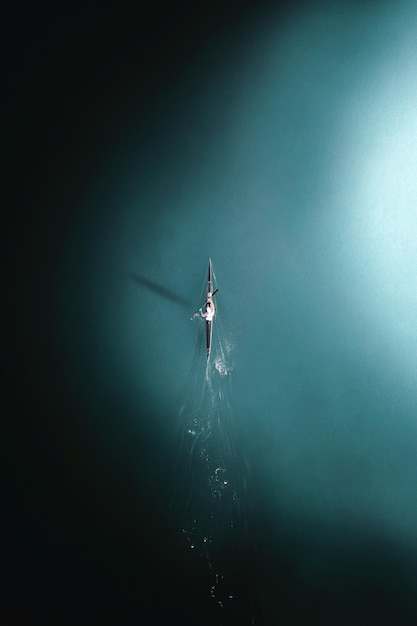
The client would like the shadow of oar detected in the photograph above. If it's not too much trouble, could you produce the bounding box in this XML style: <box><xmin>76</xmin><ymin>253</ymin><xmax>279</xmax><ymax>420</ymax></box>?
<box><xmin>126</xmin><ymin>271</ymin><xmax>191</xmax><ymax>309</ymax></box>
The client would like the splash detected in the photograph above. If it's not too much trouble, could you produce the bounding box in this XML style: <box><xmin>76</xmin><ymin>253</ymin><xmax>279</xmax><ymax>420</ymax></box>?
<box><xmin>177</xmin><ymin>364</ymin><xmax>244</xmax><ymax>614</ymax></box>
<box><xmin>214</xmin><ymin>352</ymin><xmax>234</xmax><ymax>377</ymax></box>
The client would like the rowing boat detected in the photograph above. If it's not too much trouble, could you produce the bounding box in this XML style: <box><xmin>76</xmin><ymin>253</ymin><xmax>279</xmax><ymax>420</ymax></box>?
<box><xmin>190</xmin><ymin>259</ymin><xmax>218</xmax><ymax>359</ymax></box>
<box><xmin>206</xmin><ymin>258</ymin><xmax>214</xmax><ymax>359</ymax></box>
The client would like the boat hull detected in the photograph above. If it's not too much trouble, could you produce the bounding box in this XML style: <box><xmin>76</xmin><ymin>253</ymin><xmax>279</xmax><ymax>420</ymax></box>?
<box><xmin>206</xmin><ymin>258</ymin><xmax>213</xmax><ymax>360</ymax></box>
<box><xmin>206</xmin><ymin>319</ymin><xmax>212</xmax><ymax>359</ymax></box>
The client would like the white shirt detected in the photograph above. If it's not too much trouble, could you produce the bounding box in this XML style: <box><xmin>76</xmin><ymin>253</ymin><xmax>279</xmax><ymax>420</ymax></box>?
<box><xmin>204</xmin><ymin>303</ymin><xmax>215</xmax><ymax>322</ymax></box>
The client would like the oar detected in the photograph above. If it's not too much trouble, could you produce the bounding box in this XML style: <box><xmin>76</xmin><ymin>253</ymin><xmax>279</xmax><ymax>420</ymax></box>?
<box><xmin>203</xmin><ymin>288</ymin><xmax>219</xmax><ymax>307</ymax></box>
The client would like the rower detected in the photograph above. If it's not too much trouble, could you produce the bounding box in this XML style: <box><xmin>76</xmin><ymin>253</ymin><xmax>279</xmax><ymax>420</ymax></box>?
<box><xmin>201</xmin><ymin>293</ymin><xmax>215</xmax><ymax>322</ymax></box>
<box><xmin>190</xmin><ymin>288</ymin><xmax>218</xmax><ymax>321</ymax></box>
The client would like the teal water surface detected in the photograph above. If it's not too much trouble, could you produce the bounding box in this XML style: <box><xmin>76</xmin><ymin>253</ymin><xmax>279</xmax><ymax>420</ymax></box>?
<box><xmin>8</xmin><ymin>1</ymin><xmax>417</xmax><ymax>623</ymax></box>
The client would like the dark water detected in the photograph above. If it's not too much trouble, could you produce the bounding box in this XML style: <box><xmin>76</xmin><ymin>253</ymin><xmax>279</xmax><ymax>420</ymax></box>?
<box><xmin>5</xmin><ymin>1</ymin><xmax>417</xmax><ymax>623</ymax></box>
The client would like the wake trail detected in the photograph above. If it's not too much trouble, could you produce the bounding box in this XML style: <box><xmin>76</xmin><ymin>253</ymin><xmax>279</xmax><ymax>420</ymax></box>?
<box><xmin>171</xmin><ymin>263</ymin><xmax>262</xmax><ymax>623</ymax></box>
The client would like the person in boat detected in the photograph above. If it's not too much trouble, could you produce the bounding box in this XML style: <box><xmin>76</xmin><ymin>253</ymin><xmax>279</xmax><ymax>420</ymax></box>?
<box><xmin>201</xmin><ymin>293</ymin><xmax>215</xmax><ymax>322</ymax></box>
<box><xmin>190</xmin><ymin>288</ymin><xmax>218</xmax><ymax>321</ymax></box>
